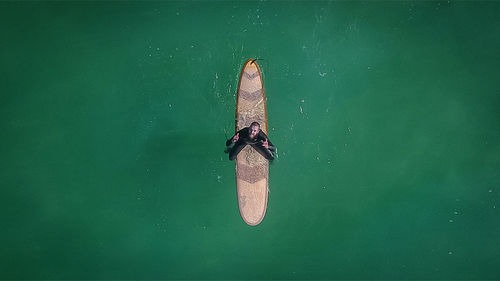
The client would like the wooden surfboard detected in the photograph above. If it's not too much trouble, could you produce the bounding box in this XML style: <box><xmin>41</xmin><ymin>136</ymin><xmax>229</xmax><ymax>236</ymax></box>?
<box><xmin>235</xmin><ymin>58</ymin><xmax>269</xmax><ymax>226</ymax></box>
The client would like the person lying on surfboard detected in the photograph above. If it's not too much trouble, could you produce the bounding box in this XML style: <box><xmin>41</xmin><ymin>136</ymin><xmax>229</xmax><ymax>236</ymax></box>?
<box><xmin>226</xmin><ymin>121</ymin><xmax>276</xmax><ymax>161</ymax></box>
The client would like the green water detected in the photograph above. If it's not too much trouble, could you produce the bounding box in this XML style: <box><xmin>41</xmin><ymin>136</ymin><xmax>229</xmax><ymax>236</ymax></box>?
<box><xmin>1</xmin><ymin>1</ymin><xmax>499</xmax><ymax>280</ymax></box>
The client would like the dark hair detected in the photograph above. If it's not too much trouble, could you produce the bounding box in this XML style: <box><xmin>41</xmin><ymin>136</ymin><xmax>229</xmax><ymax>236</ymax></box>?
<box><xmin>250</xmin><ymin>122</ymin><xmax>260</xmax><ymax>128</ymax></box>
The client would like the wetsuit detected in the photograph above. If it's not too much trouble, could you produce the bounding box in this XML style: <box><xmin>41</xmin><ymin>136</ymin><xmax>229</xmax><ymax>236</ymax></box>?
<box><xmin>226</xmin><ymin>127</ymin><xmax>276</xmax><ymax>161</ymax></box>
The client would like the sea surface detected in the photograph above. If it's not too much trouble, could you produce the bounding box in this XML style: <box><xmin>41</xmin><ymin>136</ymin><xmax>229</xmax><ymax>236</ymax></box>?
<box><xmin>1</xmin><ymin>1</ymin><xmax>499</xmax><ymax>280</ymax></box>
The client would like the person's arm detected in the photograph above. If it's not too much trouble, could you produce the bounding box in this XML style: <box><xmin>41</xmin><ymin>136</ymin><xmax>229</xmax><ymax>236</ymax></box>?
<box><xmin>259</xmin><ymin>131</ymin><xmax>276</xmax><ymax>151</ymax></box>
<box><xmin>226</xmin><ymin>136</ymin><xmax>235</xmax><ymax>147</ymax></box>
<box><xmin>226</xmin><ymin>128</ymin><xmax>246</xmax><ymax>147</ymax></box>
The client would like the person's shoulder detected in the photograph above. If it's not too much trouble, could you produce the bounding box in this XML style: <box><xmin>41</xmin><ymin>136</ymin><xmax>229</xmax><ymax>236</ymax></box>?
<box><xmin>259</xmin><ymin>130</ymin><xmax>268</xmax><ymax>137</ymax></box>
<box><xmin>238</xmin><ymin>127</ymin><xmax>249</xmax><ymax>135</ymax></box>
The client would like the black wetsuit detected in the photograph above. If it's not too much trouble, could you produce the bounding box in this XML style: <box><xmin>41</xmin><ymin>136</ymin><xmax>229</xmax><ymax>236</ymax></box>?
<box><xmin>226</xmin><ymin>127</ymin><xmax>276</xmax><ymax>161</ymax></box>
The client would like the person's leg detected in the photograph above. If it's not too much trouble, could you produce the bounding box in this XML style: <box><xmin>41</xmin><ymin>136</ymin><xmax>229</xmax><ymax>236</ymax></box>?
<box><xmin>229</xmin><ymin>142</ymin><xmax>247</xmax><ymax>160</ymax></box>
<box><xmin>250</xmin><ymin>144</ymin><xmax>274</xmax><ymax>161</ymax></box>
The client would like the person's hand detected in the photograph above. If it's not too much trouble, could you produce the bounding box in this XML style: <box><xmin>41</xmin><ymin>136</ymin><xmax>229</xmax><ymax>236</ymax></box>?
<box><xmin>263</xmin><ymin>138</ymin><xmax>269</xmax><ymax>149</ymax></box>
<box><xmin>232</xmin><ymin>133</ymin><xmax>239</xmax><ymax>142</ymax></box>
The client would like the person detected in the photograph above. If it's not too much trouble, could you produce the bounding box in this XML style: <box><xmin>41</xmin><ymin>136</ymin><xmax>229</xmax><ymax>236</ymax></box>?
<box><xmin>226</xmin><ymin>122</ymin><xmax>276</xmax><ymax>161</ymax></box>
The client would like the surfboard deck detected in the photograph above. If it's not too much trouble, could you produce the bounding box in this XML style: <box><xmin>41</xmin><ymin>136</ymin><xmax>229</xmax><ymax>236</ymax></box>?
<box><xmin>235</xmin><ymin>59</ymin><xmax>269</xmax><ymax>226</ymax></box>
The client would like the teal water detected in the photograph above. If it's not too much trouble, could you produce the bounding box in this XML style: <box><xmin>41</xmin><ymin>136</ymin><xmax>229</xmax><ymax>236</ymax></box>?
<box><xmin>1</xmin><ymin>1</ymin><xmax>499</xmax><ymax>280</ymax></box>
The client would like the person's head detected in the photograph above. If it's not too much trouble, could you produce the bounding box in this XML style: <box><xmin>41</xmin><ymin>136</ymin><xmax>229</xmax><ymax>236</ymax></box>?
<box><xmin>249</xmin><ymin>122</ymin><xmax>260</xmax><ymax>138</ymax></box>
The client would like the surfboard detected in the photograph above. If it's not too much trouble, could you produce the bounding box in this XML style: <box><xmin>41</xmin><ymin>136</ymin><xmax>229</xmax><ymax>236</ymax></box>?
<box><xmin>235</xmin><ymin>58</ymin><xmax>269</xmax><ymax>226</ymax></box>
